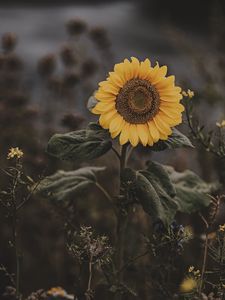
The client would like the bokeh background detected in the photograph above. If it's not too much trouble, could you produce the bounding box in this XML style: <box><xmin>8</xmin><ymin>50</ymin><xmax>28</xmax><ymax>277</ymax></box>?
<box><xmin>0</xmin><ymin>0</ymin><xmax>225</xmax><ymax>298</ymax></box>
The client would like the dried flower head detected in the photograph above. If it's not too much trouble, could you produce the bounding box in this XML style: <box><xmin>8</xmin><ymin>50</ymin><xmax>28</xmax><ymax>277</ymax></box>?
<box><xmin>89</xmin><ymin>27</ymin><xmax>110</xmax><ymax>49</ymax></box>
<box><xmin>66</xmin><ymin>19</ymin><xmax>87</xmax><ymax>35</ymax></box>
<box><xmin>92</xmin><ymin>57</ymin><xmax>184</xmax><ymax>147</ymax></box>
<box><xmin>60</xmin><ymin>45</ymin><xmax>77</xmax><ymax>66</ymax></box>
<box><xmin>7</xmin><ymin>147</ymin><xmax>24</xmax><ymax>160</ymax></box>
<box><xmin>68</xmin><ymin>226</ymin><xmax>112</xmax><ymax>266</ymax></box>
<box><xmin>38</xmin><ymin>54</ymin><xmax>56</xmax><ymax>77</ymax></box>
<box><xmin>2</xmin><ymin>32</ymin><xmax>17</xmax><ymax>52</ymax></box>
<box><xmin>182</xmin><ymin>89</ymin><xmax>194</xmax><ymax>99</ymax></box>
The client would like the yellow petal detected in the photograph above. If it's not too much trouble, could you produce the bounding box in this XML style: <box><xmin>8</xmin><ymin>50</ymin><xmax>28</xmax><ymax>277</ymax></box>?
<box><xmin>108</xmin><ymin>72</ymin><xmax>124</xmax><ymax>88</ymax></box>
<box><xmin>114</xmin><ymin>63</ymin><xmax>126</xmax><ymax>82</ymax></box>
<box><xmin>153</xmin><ymin>114</ymin><xmax>172</xmax><ymax>135</ymax></box>
<box><xmin>129</xmin><ymin>124</ymin><xmax>139</xmax><ymax>147</ymax></box>
<box><xmin>101</xmin><ymin>83</ymin><xmax>119</xmax><ymax>95</ymax></box>
<box><xmin>148</xmin><ymin>132</ymin><xmax>154</xmax><ymax>146</ymax></box>
<box><xmin>155</xmin><ymin>75</ymin><xmax>175</xmax><ymax>90</ymax></box>
<box><xmin>158</xmin><ymin>112</ymin><xmax>182</xmax><ymax>126</ymax></box>
<box><xmin>131</xmin><ymin>57</ymin><xmax>140</xmax><ymax>78</ymax></box>
<box><xmin>109</xmin><ymin>114</ymin><xmax>125</xmax><ymax>133</ymax></box>
<box><xmin>138</xmin><ymin>58</ymin><xmax>151</xmax><ymax>79</ymax></box>
<box><xmin>94</xmin><ymin>101</ymin><xmax>115</xmax><ymax>113</ymax></box>
<box><xmin>119</xmin><ymin>122</ymin><xmax>130</xmax><ymax>145</ymax></box>
<box><xmin>123</xmin><ymin>59</ymin><xmax>133</xmax><ymax>81</ymax></box>
<box><xmin>159</xmin><ymin>106</ymin><xmax>183</xmax><ymax>118</ymax></box>
<box><xmin>160</xmin><ymin>93</ymin><xmax>183</xmax><ymax>102</ymax></box>
<box><xmin>99</xmin><ymin>110</ymin><xmax>117</xmax><ymax>129</ymax></box>
<box><xmin>150</xmin><ymin>65</ymin><xmax>168</xmax><ymax>85</ymax></box>
<box><xmin>148</xmin><ymin>120</ymin><xmax>160</xmax><ymax>142</ymax></box>
<box><xmin>137</xmin><ymin>124</ymin><xmax>149</xmax><ymax>146</ymax></box>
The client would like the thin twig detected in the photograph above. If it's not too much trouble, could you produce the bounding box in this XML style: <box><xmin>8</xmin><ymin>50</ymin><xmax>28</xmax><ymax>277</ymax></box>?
<box><xmin>199</xmin><ymin>213</ymin><xmax>209</xmax><ymax>295</ymax></box>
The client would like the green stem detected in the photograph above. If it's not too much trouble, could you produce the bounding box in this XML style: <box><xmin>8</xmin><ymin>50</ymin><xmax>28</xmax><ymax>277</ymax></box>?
<box><xmin>115</xmin><ymin>143</ymin><xmax>129</xmax><ymax>299</ymax></box>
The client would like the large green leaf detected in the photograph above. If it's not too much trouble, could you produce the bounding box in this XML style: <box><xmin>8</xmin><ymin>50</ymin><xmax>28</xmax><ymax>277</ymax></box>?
<box><xmin>37</xmin><ymin>166</ymin><xmax>105</xmax><ymax>202</ymax></box>
<box><xmin>121</xmin><ymin>161</ymin><xmax>217</xmax><ymax>225</ymax></box>
<box><xmin>121</xmin><ymin>166</ymin><xmax>177</xmax><ymax>225</ymax></box>
<box><xmin>165</xmin><ymin>166</ymin><xmax>217</xmax><ymax>213</ymax></box>
<box><xmin>150</xmin><ymin>128</ymin><xmax>194</xmax><ymax>151</ymax></box>
<box><xmin>47</xmin><ymin>122</ymin><xmax>112</xmax><ymax>162</ymax></box>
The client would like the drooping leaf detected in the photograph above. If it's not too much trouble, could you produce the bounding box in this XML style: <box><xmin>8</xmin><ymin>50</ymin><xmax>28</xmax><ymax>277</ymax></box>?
<box><xmin>121</xmin><ymin>167</ymin><xmax>177</xmax><ymax>225</ymax></box>
<box><xmin>37</xmin><ymin>166</ymin><xmax>105</xmax><ymax>202</ymax></box>
<box><xmin>121</xmin><ymin>161</ymin><xmax>217</xmax><ymax>225</ymax></box>
<box><xmin>151</xmin><ymin>128</ymin><xmax>194</xmax><ymax>151</ymax></box>
<box><xmin>47</xmin><ymin>122</ymin><xmax>112</xmax><ymax>162</ymax></box>
<box><xmin>165</xmin><ymin>166</ymin><xmax>218</xmax><ymax>213</ymax></box>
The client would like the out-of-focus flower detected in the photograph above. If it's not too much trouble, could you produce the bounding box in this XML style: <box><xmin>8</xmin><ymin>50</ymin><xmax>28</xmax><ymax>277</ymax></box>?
<box><xmin>180</xmin><ymin>277</ymin><xmax>197</xmax><ymax>293</ymax></box>
<box><xmin>182</xmin><ymin>89</ymin><xmax>194</xmax><ymax>99</ymax></box>
<box><xmin>66</xmin><ymin>19</ymin><xmax>87</xmax><ymax>35</ymax></box>
<box><xmin>89</xmin><ymin>27</ymin><xmax>110</xmax><ymax>49</ymax></box>
<box><xmin>81</xmin><ymin>59</ymin><xmax>98</xmax><ymax>78</ymax></box>
<box><xmin>7</xmin><ymin>147</ymin><xmax>24</xmax><ymax>159</ymax></box>
<box><xmin>216</xmin><ymin>120</ymin><xmax>225</xmax><ymax>128</ymax></box>
<box><xmin>219</xmin><ymin>224</ymin><xmax>225</xmax><ymax>232</ymax></box>
<box><xmin>60</xmin><ymin>45</ymin><xmax>76</xmax><ymax>67</ymax></box>
<box><xmin>47</xmin><ymin>287</ymin><xmax>66</xmax><ymax>297</ymax></box>
<box><xmin>2</xmin><ymin>32</ymin><xmax>17</xmax><ymax>52</ymax></box>
<box><xmin>63</xmin><ymin>71</ymin><xmax>79</xmax><ymax>88</ymax></box>
<box><xmin>38</xmin><ymin>54</ymin><xmax>56</xmax><ymax>77</ymax></box>
<box><xmin>92</xmin><ymin>57</ymin><xmax>184</xmax><ymax>147</ymax></box>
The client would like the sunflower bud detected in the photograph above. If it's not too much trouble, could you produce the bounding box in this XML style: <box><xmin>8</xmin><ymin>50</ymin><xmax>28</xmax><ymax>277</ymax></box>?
<box><xmin>66</xmin><ymin>19</ymin><xmax>87</xmax><ymax>36</ymax></box>
<box><xmin>2</xmin><ymin>32</ymin><xmax>17</xmax><ymax>52</ymax></box>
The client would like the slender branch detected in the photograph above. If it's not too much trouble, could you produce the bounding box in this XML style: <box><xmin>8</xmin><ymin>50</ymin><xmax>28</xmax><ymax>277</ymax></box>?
<box><xmin>199</xmin><ymin>213</ymin><xmax>209</xmax><ymax>295</ymax></box>
<box><xmin>85</xmin><ymin>254</ymin><xmax>93</xmax><ymax>300</ymax></box>
<box><xmin>95</xmin><ymin>182</ymin><xmax>113</xmax><ymax>205</ymax></box>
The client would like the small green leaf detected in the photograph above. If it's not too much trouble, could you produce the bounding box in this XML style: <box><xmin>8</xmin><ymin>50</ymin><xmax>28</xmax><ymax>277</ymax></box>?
<box><xmin>87</xmin><ymin>93</ymin><xmax>98</xmax><ymax>112</ymax></box>
<box><xmin>37</xmin><ymin>166</ymin><xmax>105</xmax><ymax>202</ymax></box>
<box><xmin>151</xmin><ymin>128</ymin><xmax>194</xmax><ymax>151</ymax></box>
<box><xmin>47</xmin><ymin>122</ymin><xmax>112</xmax><ymax>162</ymax></box>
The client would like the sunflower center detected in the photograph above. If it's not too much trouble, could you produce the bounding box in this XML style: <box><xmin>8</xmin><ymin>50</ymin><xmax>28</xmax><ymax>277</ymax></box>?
<box><xmin>116</xmin><ymin>79</ymin><xmax>160</xmax><ymax>124</ymax></box>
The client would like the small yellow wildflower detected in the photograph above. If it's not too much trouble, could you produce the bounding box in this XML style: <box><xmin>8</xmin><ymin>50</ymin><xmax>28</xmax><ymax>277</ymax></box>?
<box><xmin>219</xmin><ymin>224</ymin><xmax>225</xmax><ymax>232</ymax></box>
<box><xmin>188</xmin><ymin>266</ymin><xmax>194</xmax><ymax>273</ymax></box>
<box><xmin>180</xmin><ymin>277</ymin><xmax>197</xmax><ymax>293</ymax></box>
<box><xmin>182</xmin><ymin>89</ymin><xmax>194</xmax><ymax>99</ymax></box>
<box><xmin>193</xmin><ymin>270</ymin><xmax>200</xmax><ymax>277</ymax></box>
<box><xmin>7</xmin><ymin>147</ymin><xmax>24</xmax><ymax>160</ymax></box>
<box><xmin>216</xmin><ymin>120</ymin><xmax>225</xmax><ymax>128</ymax></box>
<box><xmin>47</xmin><ymin>287</ymin><xmax>66</xmax><ymax>297</ymax></box>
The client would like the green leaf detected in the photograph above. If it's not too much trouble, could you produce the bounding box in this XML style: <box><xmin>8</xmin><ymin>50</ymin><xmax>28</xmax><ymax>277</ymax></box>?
<box><xmin>47</xmin><ymin>122</ymin><xmax>112</xmax><ymax>162</ymax></box>
<box><xmin>121</xmin><ymin>161</ymin><xmax>217</xmax><ymax>225</ymax></box>
<box><xmin>150</xmin><ymin>128</ymin><xmax>194</xmax><ymax>151</ymax></box>
<box><xmin>165</xmin><ymin>166</ymin><xmax>217</xmax><ymax>213</ymax></box>
<box><xmin>37</xmin><ymin>166</ymin><xmax>105</xmax><ymax>202</ymax></box>
<box><xmin>87</xmin><ymin>93</ymin><xmax>98</xmax><ymax>112</ymax></box>
<box><xmin>121</xmin><ymin>166</ymin><xmax>177</xmax><ymax>225</ymax></box>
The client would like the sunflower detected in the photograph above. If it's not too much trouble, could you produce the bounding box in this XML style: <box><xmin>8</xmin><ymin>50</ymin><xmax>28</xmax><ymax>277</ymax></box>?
<box><xmin>92</xmin><ymin>57</ymin><xmax>184</xmax><ymax>147</ymax></box>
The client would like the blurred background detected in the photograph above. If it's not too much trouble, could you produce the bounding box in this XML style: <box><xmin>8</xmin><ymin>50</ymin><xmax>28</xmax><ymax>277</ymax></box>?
<box><xmin>0</xmin><ymin>0</ymin><xmax>225</xmax><ymax>298</ymax></box>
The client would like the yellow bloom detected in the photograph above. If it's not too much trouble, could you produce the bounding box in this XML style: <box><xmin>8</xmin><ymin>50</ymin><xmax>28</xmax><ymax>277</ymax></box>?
<box><xmin>219</xmin><ymin>224</ymin><xmax>225</xmax><ymax>232</ymax></box>
<box><xmin>180</xmin><ymin>277</ymin><xmax>197</xmax><ymax>293</ymax></box>
<box><xmin>216</xmin><ymin>120</ymin><xmax>225</xmax><ymax>128</ymax></box>
<box><xmin>47</xmin><ymin>287</ymin><xmax>66</xmax><ymax>297</ymax></box>
<box><xmin>92</xmin><ymin>57</ymin><xmax>184</xmax><ymax>147</ymax></box>
<box><xmin>7</xmin><ymin>147</ymin><xmax>24</xmax><ymax>159</ymax></box>
<box><xmin>182</xmin><ymin>89</ymin><xmax>194</xmax><ymax>99</ymax></box>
